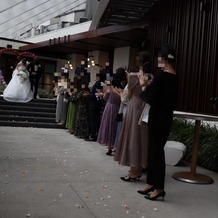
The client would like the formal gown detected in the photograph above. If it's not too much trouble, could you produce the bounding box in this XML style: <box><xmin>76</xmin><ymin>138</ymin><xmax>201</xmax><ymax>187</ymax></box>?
<box><xmin>97</xmin><ymin>91</ymin><xmax>121</xmax><ymax>146</ymax></box>
<box><xmin>113</xmin><ymin>84</ymin><xmax>129</xmax><ymax>148</ymax></box>
<box><xmin>114</xmin><ymin>74</ymin><xmax>148</xmax><ymax>168</ymax></box>
<box><xmin>3</xmin><ymin>69</ymin><xmax>33</xmax><ymax>103</ymax></box>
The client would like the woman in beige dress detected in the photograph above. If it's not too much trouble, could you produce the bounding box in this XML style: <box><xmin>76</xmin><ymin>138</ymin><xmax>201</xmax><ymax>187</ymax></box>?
<box><xmin>114</xmin><ymin>72</ymin><xmax>149</xmax><ymax>181</ymax></box>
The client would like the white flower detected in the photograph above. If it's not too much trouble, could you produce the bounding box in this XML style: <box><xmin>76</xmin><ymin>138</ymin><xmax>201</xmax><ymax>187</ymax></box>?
<box><xmin>168</xmin><ymin>54</ymin><xmax>174</xmax><ymax>59</ymax></box>
<box><xmin>17</xmin><ymin>71</ymin><xmax>28</xmax><ymax>83</ymax></box>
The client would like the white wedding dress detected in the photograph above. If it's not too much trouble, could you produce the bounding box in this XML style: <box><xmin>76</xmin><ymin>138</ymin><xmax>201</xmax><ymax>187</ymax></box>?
<box><xmin>3</xmin><ymin>69</ymin><xmax>33</xmax><ymax>102</ymax></box>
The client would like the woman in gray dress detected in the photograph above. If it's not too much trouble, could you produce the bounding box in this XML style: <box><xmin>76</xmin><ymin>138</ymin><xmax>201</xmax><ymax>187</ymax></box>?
<box><xmin>114</xmin><ymin>73</ymin><xmax>149</xmax><ymax>181</ymax></box>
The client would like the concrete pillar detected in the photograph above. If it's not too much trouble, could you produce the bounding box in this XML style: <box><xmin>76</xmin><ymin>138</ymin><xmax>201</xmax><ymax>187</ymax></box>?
<box><xmin>113</xmin><ymin>47</ymin><xmax>130</xmax><ymax>73</ymax></box>
<box><xmin>113</xmin><ymin>46</ymin><xmax>139</xmax><ymax>72</ymax></box>
<box><xmin>87</xmin><ymin>50</ymin><xmax>109</xmax><ymax>85</ymax></box>
<box><xmin>31</xmin><ymin>25</ymin><xmax>36</xmax><ymax>37</ymax></box>
<box><xmin>69</xmin><ymin>54</ymin><xmax>86</xmax><ymax>81</ymax></box>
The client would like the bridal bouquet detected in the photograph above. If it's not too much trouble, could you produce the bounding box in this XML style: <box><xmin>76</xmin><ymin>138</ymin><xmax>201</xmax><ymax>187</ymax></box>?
<box><xmin>17</xmin><ymin>71</ymin><xmax>28</xmax><ymax>83</ymax></box>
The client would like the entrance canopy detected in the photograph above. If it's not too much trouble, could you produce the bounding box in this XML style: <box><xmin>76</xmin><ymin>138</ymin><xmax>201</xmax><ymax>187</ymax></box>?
<box><xmin>20</xmin><ymin>21</ymin><xmax>149</xmax><ymax>59</ymax></box>
<box><xmin>19</xmin><ymin>0</ymin><xmax>159</xmax><ymax>58</ymax></box>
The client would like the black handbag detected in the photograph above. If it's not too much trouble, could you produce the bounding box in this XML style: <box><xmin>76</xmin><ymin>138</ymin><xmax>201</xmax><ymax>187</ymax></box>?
<box><xmin>116</xmin><ymin>113</ymin><xmax>123</xmax><ymax>122</ymax></box>
<box><xmin>140</xmin><ymin>83</ymin><xmax>153</xmax><ymax>104</ymax></box>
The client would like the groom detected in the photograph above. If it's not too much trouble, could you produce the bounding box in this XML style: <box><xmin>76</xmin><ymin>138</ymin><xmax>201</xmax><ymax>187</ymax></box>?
<box><xmin>28</xmin><ymin>59</ymin><xmax>43</xmax><ymax>99</ymax></box>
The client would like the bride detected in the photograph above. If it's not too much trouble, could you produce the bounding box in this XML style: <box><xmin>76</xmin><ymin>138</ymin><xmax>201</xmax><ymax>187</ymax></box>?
<box><xmin>3</xmin><ymin>59</ymin><xmax>33</xmax><ymax>102</ymax></box>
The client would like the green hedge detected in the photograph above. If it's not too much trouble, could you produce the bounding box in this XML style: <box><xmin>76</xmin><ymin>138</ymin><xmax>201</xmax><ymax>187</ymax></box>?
<box><xmin>169</xmin><ymin>118</ymin><xmax>218</xmax><ymax>172</ymax></box>
<box><xmin>0</xmin><ymin>84</ymin><xmax>6</xmax><ymax>94</ymax></box>
<box><xmin>37</xmin><ymin>88</ymin><xmax>54</xmax><ymax>99</ymax></box>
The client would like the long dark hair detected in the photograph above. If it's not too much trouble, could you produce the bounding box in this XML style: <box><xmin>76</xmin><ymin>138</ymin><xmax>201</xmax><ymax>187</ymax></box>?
<box><xmin>112</xmin><ymin>68</ymin><xmax>127</xmax><ymax>89</ymax></box>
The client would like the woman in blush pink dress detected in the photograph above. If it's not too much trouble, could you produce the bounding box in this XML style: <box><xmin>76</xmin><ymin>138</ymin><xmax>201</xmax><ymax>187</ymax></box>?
<box><xmin>114</xmin><ymin>72</ymin><xmax>149</xmax><ymax>181</ymax></box>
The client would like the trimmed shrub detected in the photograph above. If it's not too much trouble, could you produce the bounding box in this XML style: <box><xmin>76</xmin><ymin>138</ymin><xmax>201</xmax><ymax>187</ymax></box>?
<box><xmin>169</xmin><ymin>118</ymin><xmax>218</xmax><ymax>172</ymax></box>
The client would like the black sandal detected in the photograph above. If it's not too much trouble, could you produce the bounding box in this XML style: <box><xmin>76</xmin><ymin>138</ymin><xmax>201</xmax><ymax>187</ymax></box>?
<box><xmin>137</xmin><ymin>186</ymin><xmax>155</xmax><ymax>195</ymax></box>
<box><xmin>120</xmin><ymin>175</ymin><xmax>141</xmax><ymax>182</ymax></box>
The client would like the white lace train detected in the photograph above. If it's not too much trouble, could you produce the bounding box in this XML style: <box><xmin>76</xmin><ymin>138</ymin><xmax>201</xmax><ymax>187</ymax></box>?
<box><xmin>3</xmin><ymin>69</ymin><xmax>33</xmax><ymax>103</ymax></box>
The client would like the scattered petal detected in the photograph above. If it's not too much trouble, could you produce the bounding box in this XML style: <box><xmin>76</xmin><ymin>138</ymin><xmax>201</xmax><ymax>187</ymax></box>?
<box><xmin>75</xmin><ymin>204</ymin><xmax>84</xmax><ymax>209</ymax></box>
<box><xmin>38</xmin><ymin>188</ymin><xmax>44</xmax><ymax>191</ymax></box>
<box><xmin>25</xmin><ymin>213</ymin><xmax>31</xmax><ymax>217</ymax></box>
<box><xmin>126</xmin><ymin>211</ymin><xmax>129</xmax><ymax>214</ymax></box>
<box><xmin>59</xmin><ymin>193</ymin><xmax>63</xmax><ymax>198</ymax></box>
<box><xmin>107</xmin><ymin>196</ymin><xmax>112</xmax><ymax>198</ymax></box>
<box><xmin>122</xmin><ymin>204</ymin><xmax>130</xmax><ymax>209</ymax></box>
<box><xmin>153</xmin><ymin>208</ymin><xmax>158</xmax><ymax>212</ymax></box>
<box><xmin>103</xmin><ymin>185</ymin><xmax>109</xmax><ymax>188</ymax></box>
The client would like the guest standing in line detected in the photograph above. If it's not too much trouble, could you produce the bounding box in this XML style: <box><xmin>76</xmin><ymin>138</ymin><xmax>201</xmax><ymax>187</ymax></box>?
<box><xmin>85</xmin><ymin>74</ymin><xmax>105</xmax><ymax>142</ymax></box>
<box><xmin>97</xmin><ymin>68</ymin><xmax>127</xmax><ymax>155</ymax></box>
<box><xmin>65</xmin><ymin>92</ymin><xmax>79</xmax><ymax>134</ymax></box>
<box><xmin>114</xmin><ymin>70</ymin><xmax>149</xmax><ymax>181</ymax></box>
<box><xmin>113</xmin><ymin>82</ymin><xmax>129</xmax><ymax>150</ymax></box>
<box><xmin>74</xmin><ymin>90</ymin><xmax>90</xmax><ymax>139</ymax></box>
<box><xmin>138</xmin><ymin>45</ymin><xmax>179</xmax><ymax>201</ymax></box>
<box><xmin>56</xmin><ymin>86</ymin><xmax>69</xmax><ymax>125</ymax></box>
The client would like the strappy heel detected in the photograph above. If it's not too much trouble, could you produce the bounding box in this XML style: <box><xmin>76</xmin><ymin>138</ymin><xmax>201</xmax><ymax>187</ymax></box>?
<box><xmin>137</xmin><ymin>186</ymin><xmax>155</xmax><ymax>195</ymax></box>
<box><xmin>144</xmin><ymin>190</ymin><xmax>166</xmax><ymax>201</ymax></box>
<box><xmin>120</xmin><ymin>175</ymin><xmax>141</xmax><ymax>182</ymax></box>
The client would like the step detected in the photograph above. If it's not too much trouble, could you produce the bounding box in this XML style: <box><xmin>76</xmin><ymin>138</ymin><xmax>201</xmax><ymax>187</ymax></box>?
<box><xmin>0</xmin><ymin>96</ymin><xmax>56</xmax><ymax>105</ymax></box>
<box><xmin>0</xmin><ymin>105</ymin><xmax>56</xmax><ymax>113</ymax></box>
<box><xmin>0</xmin><ymin>109</ymin><xmax>55</xmax><ymax>118</ymax></box>
<box><xmin>0</xmin><ymin>120</ymin><xmax>64</xmax><ymax>129</ymax></box>
<box><xmin>31</xmin><ymin>98</ymin><xmax>57</xmax><ymax>104</ymax></box>
<box><xmin>0</xmin><ymin>100</ymin><xmax>56</xmax><ymax>108</ymax></box>
<box><xmin>0</xmin><ymin>115</ymin><xmax>56</xmax><ymax>123</ymax></box>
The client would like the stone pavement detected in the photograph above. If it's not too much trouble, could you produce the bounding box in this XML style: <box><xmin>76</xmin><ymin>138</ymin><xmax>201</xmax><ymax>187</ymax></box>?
<box><xmin>0</xmin><ymin>127</ymin><xmax>217</xmax><ymax>218</ymax></box>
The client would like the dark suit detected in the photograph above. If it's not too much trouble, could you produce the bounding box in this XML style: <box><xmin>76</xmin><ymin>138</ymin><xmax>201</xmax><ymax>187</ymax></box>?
<box><xmin>28</xmin><ymin>63</ymin><xmax>42</xmax><ymax>98</ymax></box>
<box><xmin>88</xmin><ymin>81</ymin><xmax>103</xmax><ymax>140</ymax></box>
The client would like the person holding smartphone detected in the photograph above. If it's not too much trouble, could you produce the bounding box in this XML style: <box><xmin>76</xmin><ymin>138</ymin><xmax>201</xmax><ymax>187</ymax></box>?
<box><xmin>138</xmin><ymin>45</ymin><xmax>179</xmax><ymax>201</ymax></box>
<box><xmin>114</xmin><ymin>68</ymin><xmax>149</xmax><ymax>181</ymax></box>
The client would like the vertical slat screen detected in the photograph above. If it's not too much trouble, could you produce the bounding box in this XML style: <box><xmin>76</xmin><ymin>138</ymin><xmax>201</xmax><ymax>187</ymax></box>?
<box><xmin>149</xmin><ymin>0</ymin><xmax>218</xmax><ymax>115</ymax></box>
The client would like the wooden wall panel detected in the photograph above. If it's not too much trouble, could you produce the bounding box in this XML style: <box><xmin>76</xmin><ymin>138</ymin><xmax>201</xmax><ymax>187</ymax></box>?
<box><xmin>148</xmin><ymin>0</ymin><xmax>218</xmax><ymax>115</ymax></box>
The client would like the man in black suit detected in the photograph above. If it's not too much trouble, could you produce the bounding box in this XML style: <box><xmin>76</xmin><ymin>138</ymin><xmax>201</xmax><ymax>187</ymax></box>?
<box><xmin>85</xmin><ymin>73</ymin><xmax>106</xmax><ymax>141</ymax></box>
<box><xmin>28</xmin><ymin>59</ymin><xmax>43</xmax><ymax>99</ymax></box>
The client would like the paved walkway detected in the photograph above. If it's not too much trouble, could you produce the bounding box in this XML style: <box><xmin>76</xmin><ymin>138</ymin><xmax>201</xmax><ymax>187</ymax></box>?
<box><xmin>0</xmin><ymin>127</ymin><xmax>217</xmax><ymax>218</ymax></box>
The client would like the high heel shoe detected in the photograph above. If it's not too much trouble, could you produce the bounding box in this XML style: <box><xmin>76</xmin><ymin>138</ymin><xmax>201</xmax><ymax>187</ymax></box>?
<box><xmin>120</xmin><ymin>175</ymin><xmax>141</xmax><ymax>182</ymax></box>
<box><xmin>144</xmin><ymin>190</ymin><xmax>166</xmax><ymax>201</ymax></box>
<box><xmin>106</xmin><ymin>149</ymin><xmax>112</xmax><ymax>156</ymax></box>
<box><xmin>137</xmin><ymin>186</ymin><xmax>155</xmax><ymax>195</ymax></box>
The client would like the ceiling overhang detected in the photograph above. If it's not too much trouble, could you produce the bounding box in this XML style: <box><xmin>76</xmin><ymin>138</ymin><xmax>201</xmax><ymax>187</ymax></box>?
<box><xmin>19</xmin><ymin>0</ymin><xmax>159</xmax><ymax>59</ymax></box>
<box><xmin>91</xmin><ymin>0</ymin><xmax>159</xmax><ymax>28</ymax></box>
<box><xmin>20</xmin><ymin>21</ymin><xmax>149</xmax><ymax>59</ymax></box>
